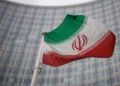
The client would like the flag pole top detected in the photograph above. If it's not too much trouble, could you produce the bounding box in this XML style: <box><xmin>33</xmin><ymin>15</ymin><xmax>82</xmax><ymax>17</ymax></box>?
<box><xmin>42</xmin><ymin>32</ymin><xmax>47</xmax><ymax>35</ymax></box>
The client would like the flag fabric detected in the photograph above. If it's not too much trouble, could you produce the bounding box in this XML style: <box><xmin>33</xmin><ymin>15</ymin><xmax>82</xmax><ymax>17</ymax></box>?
<box><xmin>42</xmin><ymin>14</ymin><xmax>116</xmax><ymax>67</ymax></box>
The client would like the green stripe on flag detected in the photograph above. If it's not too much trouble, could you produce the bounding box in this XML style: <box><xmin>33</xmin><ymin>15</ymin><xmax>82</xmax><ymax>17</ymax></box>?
<box><xmin>44</xmin><ymin>15</ymin><xmax>87</xmax><ymax>44</ymax></box>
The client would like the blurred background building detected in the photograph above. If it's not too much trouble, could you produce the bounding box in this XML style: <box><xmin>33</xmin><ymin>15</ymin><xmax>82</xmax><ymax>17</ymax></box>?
<box><xmin>0</xmin><ymin>0</ymin><xmax>120</xmax><ymax>86</ymax></box>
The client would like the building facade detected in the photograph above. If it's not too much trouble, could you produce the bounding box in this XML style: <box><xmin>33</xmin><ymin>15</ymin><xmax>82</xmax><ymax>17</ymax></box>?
<box><xmin>0</xmin><ymin>0</ymin><xmax>120</xmax><ymax>86</ymax></box>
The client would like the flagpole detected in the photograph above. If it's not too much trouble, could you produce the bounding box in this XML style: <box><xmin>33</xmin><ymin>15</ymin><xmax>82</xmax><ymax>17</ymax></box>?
<box><xmin>31</xmin><ymin>34</ymin><xmax>44</xmax><ymax>86</ymax></box>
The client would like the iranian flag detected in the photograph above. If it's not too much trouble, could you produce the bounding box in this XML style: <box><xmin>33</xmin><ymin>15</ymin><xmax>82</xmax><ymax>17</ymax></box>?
<box><xmin>42</xmin><ymin>15</ymin><xmax>116</xmax><ymax>67</ymax></box>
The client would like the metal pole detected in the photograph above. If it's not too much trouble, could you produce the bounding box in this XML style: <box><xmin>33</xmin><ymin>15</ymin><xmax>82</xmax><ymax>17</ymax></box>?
<box><xmin>31</xmin><ymin>35</ymin><xmax>44</xmax><ymax>86</ymax></box>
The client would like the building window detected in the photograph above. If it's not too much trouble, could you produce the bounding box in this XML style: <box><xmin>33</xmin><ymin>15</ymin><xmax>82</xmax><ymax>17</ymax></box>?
<box><xmin>92</xmin><ymin>82</ymin><xmax>97</xmax><ymax>86</ymax></box>
<box><xmin>111</xmin><ymin>78</ymin><xmax>115</xmax><ymax>84</ymax></box>
<box><xmin>116</xmin><ymin>77</ymin><xmax>120</xmax><ymax>83</ymax></box>
<box><xmin>88</xmin><ymin>73</ymin><xmax>91</xmax><ymax>79</ymax></box>
<box><xmin>60</xmin><ymin>78</ymin><xmax>63</xmax><ymax>83</ymax></box>
<box><xmin>107</xmin><ymin>79</ymin><xmax>111</xmax><ymax>84</ymax></box>
<box><xmin>51</xmin><ymin>78</ymin><xmax>56</xmax><ymax>83</ymax></box>
<box><xmin>47</xmin><ymin>78</ymin><xmax>50</xmax><ymax>84</ymax></box>
<box><xmin>0</xmin><ymin>67</ymin><xmax>4</xmax><ymax>73</ymax></box>
<box><xmin>14</xmin><ymin>78</ymin><xmax>18</xmax><ymax>83</ymax></box>
<box><xmin>83</xmin><ymin>75</ymin><xmax>86</xmax><ymax>80</ymax></box>
<box><xmin>115</xmin><ymin>67</ymin><xmax>119</xmax><ymax>73</ymax></box>
<box><xmin>38</xmin><ymin>78</ymin><xmax>45</xmax><ymax>84</ymax></box>
<box><xmin>24</xmin><ymin>78</ymin><xmax>31</xmax><ymax>84</ymax></box>
<box><xmin>5</xmin><ymin>77</ymin><xmax>9</xmax><ymax>83</ymax></box>
<box><xmin>8</xmin><ymin>68</ymin><xmax>12</xmax><ymax>73</ymax></box>
<box><xmin>88</xmin><ymin>83</ymin><xmax>91</xmax><ymax>86</ymax></box>
<box><xmin>19</xmin><ymin>78</ymin><xmax>23</xmax><ymax>84</ymax></box>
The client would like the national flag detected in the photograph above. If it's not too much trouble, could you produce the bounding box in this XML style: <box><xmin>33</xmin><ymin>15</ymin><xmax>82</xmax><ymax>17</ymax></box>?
<box><xmin>42</xmin><ymin>14</ymin><xmax>116</xmax><ymax>67</ymax></box>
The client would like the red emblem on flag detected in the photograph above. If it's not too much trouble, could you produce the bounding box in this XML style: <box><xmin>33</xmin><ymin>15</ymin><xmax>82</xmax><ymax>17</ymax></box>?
<box><xmin>72</xmin><ymin>34</ymin><xmax>88</xmax><ymax>51</ymax></box>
